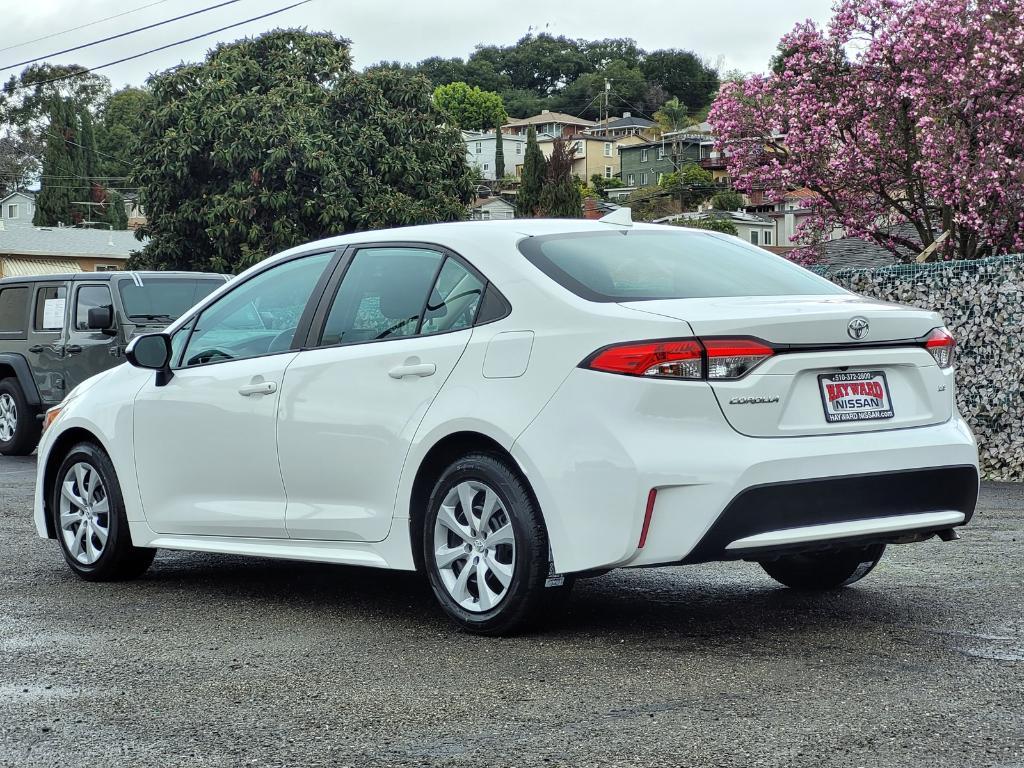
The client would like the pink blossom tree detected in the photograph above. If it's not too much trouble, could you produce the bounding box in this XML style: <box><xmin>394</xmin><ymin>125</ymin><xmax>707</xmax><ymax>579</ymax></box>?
<box><xmin>710</xmin><ymin>0</ymin><xmax>1024</xmax><ymax>263</ymax></box>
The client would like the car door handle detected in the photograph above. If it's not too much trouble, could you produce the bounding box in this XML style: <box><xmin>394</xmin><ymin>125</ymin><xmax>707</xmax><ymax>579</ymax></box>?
<box><xmin>28</xmin><ymin>345</ymin><xmax>45</xmax><ymax>353</ymax></box>
<box><xmin>388</xmin><ymin>363</ymin><xmax>436</xmax><ymax>379</ymax></box>
<box><xmin>65</xmin><ymin>345</ymin><xmax>82</xmax><ymax>356</ymax></box>
<box><xmin>238</xmin><ymin>382</ymin><xmax>278</xmax><ymax>396</ymax></box>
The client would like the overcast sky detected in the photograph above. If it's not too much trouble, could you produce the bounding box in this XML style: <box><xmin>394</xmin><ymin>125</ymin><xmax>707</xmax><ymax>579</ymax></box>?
<box><xmin>2</xmin><ymin>0</ymin><xmax>834</xmax><ymax>90</ymax></box>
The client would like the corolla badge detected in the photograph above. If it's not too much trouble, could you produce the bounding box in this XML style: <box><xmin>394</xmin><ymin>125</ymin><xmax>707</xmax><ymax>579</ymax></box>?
<box><xmin>847</xmin><ymin>316</ymin><xmax>870</xmax><ymax>340</ymax></box>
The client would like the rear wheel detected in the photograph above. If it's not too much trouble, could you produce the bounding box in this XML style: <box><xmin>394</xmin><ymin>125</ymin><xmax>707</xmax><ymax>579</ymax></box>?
<box><xmin>52</xmin><ymin>442</ymin><xmax>155</xmax><ymax>581</ymax></box>
<box><xmin>423</xmin><ymin>453</ymin><xmax>570</xmax><ymax>635</ymax></box>
<box><xmin>760</xmin><ymin>543</ymin><xmax>885</xmax><ymax>590</ymax></box>
<box><xmin>0</xmin><ymin>378</ymin><xmax>40</xmax><ymax>456</ymax></box>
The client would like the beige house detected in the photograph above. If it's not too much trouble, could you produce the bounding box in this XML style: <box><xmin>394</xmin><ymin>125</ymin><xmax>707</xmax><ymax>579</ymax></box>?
<box><xmin>538</xmin><ymin>134</ymin><xmax>620</xmax><ymax>183</ymax></box>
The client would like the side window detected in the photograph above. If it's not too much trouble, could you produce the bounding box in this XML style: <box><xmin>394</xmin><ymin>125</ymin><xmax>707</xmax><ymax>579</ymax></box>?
<box><xmin>34</xmin><ymin>286</ymin><xmax>67</xmax><ymax>331</ymax></box>
<box><xmin>169</xmin><ymin>317</ymin><xmax>195</xmax><ymax>368</ymax></box>
<box><xmin>179</xmin><ymin>252</ymin><xmax>332</xmax><ymax>368</ymax></box>
<box><xmin>320</xmin><ymin>248</ymin><xmax>443</xmax><ymax>346</ymax></box>
<box><xmin>74</xmin><ymin>285</ymin><xmax>113</xmax><ymax>331</ymax></box>
<box><xmin>0</xmin><ymin>287</ymin><xmax>29</xmax><ymax>333</ymax></box>
<box><xmin>421</xmin><ymin>258</ymin><xmax>484</xmax><ymax>335</ymax></box>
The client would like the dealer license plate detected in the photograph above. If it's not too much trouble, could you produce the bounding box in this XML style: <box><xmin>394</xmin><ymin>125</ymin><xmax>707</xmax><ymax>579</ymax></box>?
<box><xmin>818</xmin><ymin>370</ymin><xmax>894</xmax><ymax>423</ymax></box>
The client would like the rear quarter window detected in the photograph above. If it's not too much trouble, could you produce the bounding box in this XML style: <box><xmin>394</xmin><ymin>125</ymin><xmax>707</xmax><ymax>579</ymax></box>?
<box><xmin>517</xmin><ymin>229</ymin><xmax>845</xmax><ymax>301</ymax></box>
<box><xmin>0</xmin><ymin>286</ymin><xmax>29</xmax><ymax>333</ymax></box>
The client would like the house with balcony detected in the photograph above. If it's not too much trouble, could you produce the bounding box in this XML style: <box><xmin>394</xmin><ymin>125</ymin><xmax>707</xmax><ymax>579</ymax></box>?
<box><xmin>537</xmin><ymin>134</ymin><xmax>620</xmax><ymax>182</ymax></box>
<box><xmin>463</xmin><ymin>131</ymin><xmax>528</xmax><ymax>180</ymax></box>
<box><xmin>502</xmin><ymin>110</ymin><xmax>596</xmax><ymax>139</ymax></box>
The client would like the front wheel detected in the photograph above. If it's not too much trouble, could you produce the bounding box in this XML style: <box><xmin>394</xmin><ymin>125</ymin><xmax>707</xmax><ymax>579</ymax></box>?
<box><xmin>52</xmin><ymin>442</ymin><xmax>156</xmax><ymax>581</ymax></box>
<box><xmin>759</xmin><ymin>543</ymin><xmax>885</xmax><ymax>590</ymax></box>
<box><xmin>423</xmin><ymin>453</ymin><xmax>570</xmax><ymax>635</ymax></box>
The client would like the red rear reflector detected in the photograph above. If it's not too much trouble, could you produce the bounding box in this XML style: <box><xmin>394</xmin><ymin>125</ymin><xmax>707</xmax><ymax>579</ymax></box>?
<box><xmin>925</xmin><ymin>327</ymin><xmax>956</xmax><ymax>368</ymax></box>
<box><xmin>638</xmin><ymin>488</ymin><xmax>657</xmax><ymax>548</ymax></box>
<box><xmin>586</xmin><ymin>340</ymin><xmax>703</xmax><ymax>379</ymax></box>
<box><xmin>703</xmin><ymin>338</ymin><xmax>774</xmax><ymax>379</ymax></box>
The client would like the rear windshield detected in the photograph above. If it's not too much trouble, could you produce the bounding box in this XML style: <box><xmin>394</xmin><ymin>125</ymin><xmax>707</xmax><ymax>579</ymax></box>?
<box><xmin>518</xmin><ymin>230</ymin><xmax>844</xmax><ymax>301</ymax></box>
<box><xmin>118</xmin><ymin>277</ymin><xmax>224</xmax><ymax>322</ymax></box>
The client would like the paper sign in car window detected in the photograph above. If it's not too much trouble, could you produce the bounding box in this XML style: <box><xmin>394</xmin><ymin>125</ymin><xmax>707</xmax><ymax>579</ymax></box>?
<box><xmin>42</xmin><ymin>298</ymin><xmax>66</xmax><ymax>330</ymax></box>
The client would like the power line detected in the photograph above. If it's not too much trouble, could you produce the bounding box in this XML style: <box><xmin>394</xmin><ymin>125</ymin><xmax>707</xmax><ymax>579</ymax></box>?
<box><xmin>1</xmin><ymin>0</ymin><xmax>250</xmax><ymax>73</ymax></box>
<box><xmin>0</xmin><ymin>0</ymin><xmax>173</xmax><ymax>54</ymax></box>
<box><xmin>7</xmin><ymin>0</ymin><xmax>315</xmax><ymax>93</ymax></box>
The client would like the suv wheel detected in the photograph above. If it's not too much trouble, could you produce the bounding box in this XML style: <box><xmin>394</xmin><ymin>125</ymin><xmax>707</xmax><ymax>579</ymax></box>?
<box><xmin>760</xmin><ymin>543</ymin><xmax>885</xmax><ymax>590</ymax></box>
<box><xmin>52</xmin><ymin>442</ymin><xmax>156</xmax><ymax>581</ymax></box>
<box><xmin>423</xmin><ymin>453</ymin><xmax>571</xmax><ymax>635</ymax></box>
<box><xmin>0</xmin><ymin>378</ymin><xmax>40</xmax><ymax>456</ymax></box>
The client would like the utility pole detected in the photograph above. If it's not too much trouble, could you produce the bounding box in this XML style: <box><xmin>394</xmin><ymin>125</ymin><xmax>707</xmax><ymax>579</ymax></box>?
<box><xmin>603</xmin><ymin>78</ymin><xmax>611</xmax><ymax>130</ymax></box>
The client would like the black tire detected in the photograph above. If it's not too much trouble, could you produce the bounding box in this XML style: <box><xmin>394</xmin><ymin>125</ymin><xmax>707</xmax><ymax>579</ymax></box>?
<box><xmin>422</xmin><ymin>453</ymin><xmax>571</xmax><ymax>635</ymax></box>
<box><xmin>51</xmin><ymin>441</ymin><xmax>155</xmax><ymax>581</ymax></box>
<box><xmin>760</xmin><ymin>543</ymin><xmax>886</xmax><ymax>590</ymax></box>
<box><xmin>0</xmin><ymin>378</ymin><xmax>41</xmax><ymax>456</ymax></box>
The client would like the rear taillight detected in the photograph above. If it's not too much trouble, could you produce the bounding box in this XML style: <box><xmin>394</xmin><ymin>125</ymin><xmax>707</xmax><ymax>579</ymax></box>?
<box><xmin>703</xmin><ymin>338</ymin><xmax>775</xmax><ymax>379</ymax></box>
<box><xmin>585</xmin><ymin>340</ymin><xmax>703</xmax><ymax>379</ymax></box>
<box><xmin>925</xmin><ymin>327</ymin><xmax>956</xmax><ymax>368</ymax></box>
<box><xmin>583</xmin><ymin>337</ymin><xmax>774</xmax><ymax>380</ymax></box>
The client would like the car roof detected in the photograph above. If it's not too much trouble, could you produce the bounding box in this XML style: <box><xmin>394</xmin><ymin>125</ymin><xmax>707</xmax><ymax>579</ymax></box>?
<box><xmin>266</xmin><ymin>218</ymin><xmax>691</xmax><ymax>268</ymax></box>
<box><xmin>0</xmin><ymin>271</ymin><xmax>226</xmax><ymax>286</ymax></box>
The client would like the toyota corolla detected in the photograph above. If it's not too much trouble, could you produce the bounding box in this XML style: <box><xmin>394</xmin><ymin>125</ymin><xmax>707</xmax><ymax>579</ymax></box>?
<box><xmin>33</xmin><ymin>215</ymin><xmax>980</xmax><ymax>634</ymax></box>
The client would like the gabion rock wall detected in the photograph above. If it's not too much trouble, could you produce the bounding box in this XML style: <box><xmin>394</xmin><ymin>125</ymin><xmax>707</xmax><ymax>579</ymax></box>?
<box><xmin>816</xmin><ymin>255</ymin><xmax>1024</xmax><ymax>480</ymax></box>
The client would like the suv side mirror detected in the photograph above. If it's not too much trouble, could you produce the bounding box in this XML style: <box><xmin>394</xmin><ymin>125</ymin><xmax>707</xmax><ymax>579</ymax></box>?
<box><xmin>87</xmin><ymin>306</ymin><xmax>115</xmax><ymax>333</ymax></box>
<box><xmin>125</xmin><ymin>333</ymin><xmax>174</xmax><ymax>386</ymax></box>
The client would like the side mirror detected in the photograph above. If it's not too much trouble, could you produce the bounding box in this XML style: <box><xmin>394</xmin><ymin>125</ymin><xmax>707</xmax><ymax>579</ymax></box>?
<box><xmin>125</xmin><ymin>333</ymin><xmax>174</xmax><ymax>386</ymax></box>
<box><xmin>87</xmin><ymin>306</ymin><xmax>115</xmax><ymax>334</ymax></box>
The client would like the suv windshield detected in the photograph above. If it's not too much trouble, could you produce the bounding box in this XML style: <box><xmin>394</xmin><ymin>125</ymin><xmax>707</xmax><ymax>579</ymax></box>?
<box><xmin>518</xmin><ymin>229</ymin><xmax>844</xmax><ymax>302</ymax></box>
<box><xmin>118</xmin><ymin>277</ymin><xmax>224</xmax><ymax>321</ymax></box>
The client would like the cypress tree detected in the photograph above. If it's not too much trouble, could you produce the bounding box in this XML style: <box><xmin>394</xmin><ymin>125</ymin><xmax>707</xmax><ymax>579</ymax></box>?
<box><xmin>78</xmin><ymin>107</ymin><xmax>99</xmax><ymax>222</ymax></box>
<box><xmin>105</xmin><ymin>190</ymin><xmax>128</xmax><ymax>230</ymax></box>
<box><xmin>34</xmin><ymin>99</ymin><xmax>82</xmax><ymax>227</ymax></box>
<box><xmin>516</xmin><ymin>126</ymin><xmax>544</xmax><ymax>217</ymax></box>
<box><xmin>494</xmin><ymin>123</ymin><xmax>504</xmax><ymax>181</ymax></box>
<box><xmin>538</xmin><ymin>137</ymin><xmax>582</xmax><ymax>218</ymax></box>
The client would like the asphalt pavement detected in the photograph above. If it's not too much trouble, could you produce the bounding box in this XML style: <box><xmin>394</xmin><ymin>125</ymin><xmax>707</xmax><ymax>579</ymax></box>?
<box><xmin>1</xmin><ymin>453</ymin><xmax>1021</xmax><ymax>767</ymax></box>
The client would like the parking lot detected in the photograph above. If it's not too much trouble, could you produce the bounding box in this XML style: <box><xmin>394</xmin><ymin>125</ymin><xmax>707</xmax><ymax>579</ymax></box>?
<box><xmin>0</xmin><ymin>453</ymin><xmax>1020</xmax><ymax>767</ymax></box>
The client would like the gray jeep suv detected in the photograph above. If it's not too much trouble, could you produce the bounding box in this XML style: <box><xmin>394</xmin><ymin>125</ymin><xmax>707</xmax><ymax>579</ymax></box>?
<box><xmin>0</xmin><ymin>271</ymin><xmax>227</xmax><ymax>454</ymax></box>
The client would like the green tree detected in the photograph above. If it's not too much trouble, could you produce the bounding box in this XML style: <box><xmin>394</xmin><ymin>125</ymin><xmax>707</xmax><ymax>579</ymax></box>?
<box><xmin>494</xmin><ymin>125</ymin><xmax>505</xmax><ymax>180</ymax></box>
<box><xmin>538</xmin><ymin>137</ymin><xmax>581</xmax><ymax>217</ymax></box>
<box><xmin>710</xmin><ymin>190</ymin><xmax>744</xmax><ymax>211</ymax></box>
<box><xmin>517</xmin><ymin>126</ymin><xmax>545</xmax><ymax>217</ymax></box>
<box><xmin>654</xmin><ymin>97</ymin><xmax>688</xmax><ymax>133</ymax></box>
<box><xmin>659</xmin><ymin>163</ymin><xmax>714</xmax><ymax>209</ymax></box>
<box><xmin>641</xmin><ymin>50</ymin><xmax>719</xmax><ymax>113</ymax></box>
<box><xmin>94</xmin><ymin>87</ymin><xmax>152</xmax><ymax>179</ymax></box>
<box><xmin>33</xmin><ymin>98</ymin><xmax>84</xmax><ymax>226</ymax></box>
<box><xmin>589</xmin><ymin>173</ymin><xmax>625</xmax><ymax>199</ymax></box>
<box><xmin>674</xmin><ymin>216</ymin><xmax>738</xmax><ymax>235</ymax></box>
<box><xmin>625</xmin><ymin>186</ymin><xmax>674</xmax><ymax>221</ymax></box>
<box><xmin>432</xmin><ymin>82</ymin><xmax>508</xmax><ymax>130</ymax></box>
<box><xmin>104</xmin><ymin>190</ymin><xmax>128</xmax><ymax>230</ymax></box>
<box><xmin>558</xmin><ymin>60</ymin><xmax>649</xmax><ymax>119</ymax></box>
<box><xmin>132</xmin><ymin>30</ymin><xmax>473</xmax><ymax>273</ymax></box>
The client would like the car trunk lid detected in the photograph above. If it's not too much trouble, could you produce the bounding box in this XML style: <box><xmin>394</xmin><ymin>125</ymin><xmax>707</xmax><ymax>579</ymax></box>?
<box><xmin>620</xmin><ymin>295</ymin><xmax>953</xmax><ymax>437</ymax></box>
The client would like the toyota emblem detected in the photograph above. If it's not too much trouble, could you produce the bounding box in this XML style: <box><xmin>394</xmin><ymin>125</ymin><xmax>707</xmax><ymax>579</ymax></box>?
<box><xmin>847</xmin><ymin>316</ymin><xmax>870</xmax><ymax>340</ymax></box>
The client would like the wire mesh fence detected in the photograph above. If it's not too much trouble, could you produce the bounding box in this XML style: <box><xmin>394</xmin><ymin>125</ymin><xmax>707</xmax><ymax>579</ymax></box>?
<box><xmin>816</xmin><ymin>254</ymin><xmax>1024</xmax><ymax>480</ymax></box>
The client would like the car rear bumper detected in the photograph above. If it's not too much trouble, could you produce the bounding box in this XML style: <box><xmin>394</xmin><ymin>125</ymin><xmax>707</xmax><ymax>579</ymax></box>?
<box><xmin>679</xmin><ymin>465</ymin><xmax>977</xmax><ymax>564</ymax></box>
<box><xmin>512</xmin><ymin>369</ymin><xmax>980</xmax><ymax>574</ymax></box>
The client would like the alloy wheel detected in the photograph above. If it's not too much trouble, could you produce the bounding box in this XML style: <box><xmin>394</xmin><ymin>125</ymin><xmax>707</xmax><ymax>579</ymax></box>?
<box><xmin>58</xmin><ymin>462</ymin><xmax>110</xmax><ymax>565</ymax></box>
<box><xmin>0</xmin><ymin>393</ymin><xmax>16</xmax><ymax>442</ymax></box>
<box><xmin>432</xmin><ymin>480</ymin><xmax>516</xmax><ymax>613</ymax></box>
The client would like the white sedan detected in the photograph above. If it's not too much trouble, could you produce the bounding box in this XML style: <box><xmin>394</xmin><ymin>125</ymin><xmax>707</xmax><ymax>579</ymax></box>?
<box><xmin>33</xmin><ymin>215</ymin><xmax>979</xmax><ymax>634</ymax></box>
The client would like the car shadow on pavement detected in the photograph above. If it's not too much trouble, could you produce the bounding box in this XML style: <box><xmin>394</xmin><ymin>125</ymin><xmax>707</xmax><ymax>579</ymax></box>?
<box><xmin>134</xmin><ymin>550</ymin><xmax>934</xmax><ymax>642</ymax></box>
